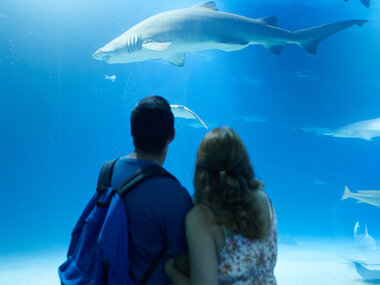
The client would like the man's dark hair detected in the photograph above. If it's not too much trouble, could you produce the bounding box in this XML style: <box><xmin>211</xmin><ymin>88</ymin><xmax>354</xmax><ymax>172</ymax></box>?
<box><xmin>131</xmin><ymin>95</ymin><xmax>174</xmax><ymax>153</ymax></box>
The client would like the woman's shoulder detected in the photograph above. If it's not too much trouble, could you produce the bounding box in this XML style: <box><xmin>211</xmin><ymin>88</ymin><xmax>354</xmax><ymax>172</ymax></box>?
<box><xmin>251</xmin><ymin>188</ymin><xmax>267</xmax><ymax>201</ymax></box>
<box><xmin>186</xmin><ymin>205</ymin><xmax>225</xmax><ymax>252</ymax></box>
<box><xmin>251</xmin><ymin>190</ymin><xmax>276</xmax><ymax>230</ymax></box>
<box><xmin>186</xmin><ymin>204</ymin><xmax>216</xmax><ymax>228</ymax></box>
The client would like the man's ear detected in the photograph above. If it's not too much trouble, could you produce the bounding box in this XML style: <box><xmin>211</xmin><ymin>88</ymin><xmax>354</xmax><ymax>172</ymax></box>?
<box><xmin>169</xmin><ymin>128</ymin><xmax>175</xmax><ymax>143</ymax></box>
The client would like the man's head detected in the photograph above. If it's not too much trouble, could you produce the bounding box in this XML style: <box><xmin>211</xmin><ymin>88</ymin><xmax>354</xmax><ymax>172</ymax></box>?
<box><xmin>131</xmin><ymin>95</ymin><xmax>174</xmax><ymax>153</ymax></box>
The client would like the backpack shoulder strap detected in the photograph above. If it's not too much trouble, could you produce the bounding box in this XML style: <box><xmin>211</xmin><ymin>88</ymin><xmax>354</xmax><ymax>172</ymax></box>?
<box><xmin>96</xmin><ymin>158</ymin><xmax>119</xmax><ymax>192</ymax></box>
<box><xmin>113</xmin><ymin>163</ymin><xmax>178</xmax><ymax>284</ymax></box>
<box><xmin>115</xmin><ymin>164</ymin><xmax>178</xmax><ymax>197</ymax></box>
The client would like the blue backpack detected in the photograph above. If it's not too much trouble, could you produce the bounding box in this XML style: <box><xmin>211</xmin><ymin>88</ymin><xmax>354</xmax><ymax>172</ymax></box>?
<box><xmin>58</xmin><ymin>159</ymin><xmax>177</xmax><ymax>285</ymax></box>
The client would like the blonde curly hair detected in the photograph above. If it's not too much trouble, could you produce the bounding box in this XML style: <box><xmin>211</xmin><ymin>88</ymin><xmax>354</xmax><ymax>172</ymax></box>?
<box><xmin>193</xmin><ymin>126</ymin><xmax>266</xmax><ymax>240</ymax></box>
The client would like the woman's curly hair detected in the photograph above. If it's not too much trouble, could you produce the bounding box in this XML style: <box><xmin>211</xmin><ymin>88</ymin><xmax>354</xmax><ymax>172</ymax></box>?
<box><xmin>193</xmin><ymin>126</ymin><xmax>265</xmax><ymax>240</ymax></box>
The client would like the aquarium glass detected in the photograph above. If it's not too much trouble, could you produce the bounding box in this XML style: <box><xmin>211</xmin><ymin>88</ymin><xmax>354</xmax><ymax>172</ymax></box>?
<box><xmin>1</xmin><ymin>0</ymin><xmax>379</xmax><ymax>284</ymax></box>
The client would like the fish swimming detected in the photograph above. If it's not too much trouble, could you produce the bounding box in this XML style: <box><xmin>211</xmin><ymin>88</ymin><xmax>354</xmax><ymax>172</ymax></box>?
<box><xmin>105</xmin><ymin>74</ymin><xmax>116</xmax><ymax>82</ymax></box>
<box><xmin>170</xmin><ymin>105</ymin><xmax>208</xmax><ymax>129</ymax></box>
<box><xmin>92</xmin><ymin>1</ymin><xmax>367</xmax><ymax>66</ymax></box>
<box><xmin>342</xmin><ymin>186</ymin><xmax>380</xmax><ymax>208</ymax></box>
<box><xmin>324</xmin><ymin>117</ymin><xmax>380</xmax><ymax>141</ymax></box>
<box><xmin>344</xmin><ymin>0</ymin><xmax>371</xmax><ymax>8</ymax></box>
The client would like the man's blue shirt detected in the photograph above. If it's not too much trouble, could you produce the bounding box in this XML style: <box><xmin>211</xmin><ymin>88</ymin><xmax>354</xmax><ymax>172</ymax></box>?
<box><xmin>111</xmin><ymin>157</ymin><xmax>193</xmax><ymax>284</ymax></box>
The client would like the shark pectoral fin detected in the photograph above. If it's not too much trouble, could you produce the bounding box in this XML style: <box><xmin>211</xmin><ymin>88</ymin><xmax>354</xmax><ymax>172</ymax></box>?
<box><xmin>360</xmin><ymin>134</ymin><xmax>373</xmax><ymax>141</ymax></box>
<box><xmin>260</xmin><ymin>16</ymin><xmax>278</xmax><ymax>27</ymax></box>
<box><xmin>193</xmin><ymin>1</ymin><xmax>218</xmax><ymax>11</ymax></box>
<box><xmin>165</xmin><ymin>53</ymin><xmax>185</xmax><ymax>66</ymax></box>
<box><xmin>264</xmin><ymin>44</ymin><xmax>284</xmax><ymax>55</ymax></box>
<box><xmin>143</xmin><ymin>41</ymin><xmax>171</xmax><ymax>51</ymax></box>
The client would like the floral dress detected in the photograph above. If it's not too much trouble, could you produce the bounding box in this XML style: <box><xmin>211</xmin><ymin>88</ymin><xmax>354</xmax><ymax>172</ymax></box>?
<box><xmin>218</xmin><ymin>202</ymin><xmax>277</xmax><ymax>285</ymax></box>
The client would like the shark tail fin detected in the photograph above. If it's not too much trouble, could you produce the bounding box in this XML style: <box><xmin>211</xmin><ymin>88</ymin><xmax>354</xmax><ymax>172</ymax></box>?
<box><xmin>294</xmin><ymin>20</ymin><xmax>367</xmax><ymax>54</ymax></box>
<box><xmin>342</xmin><ymin>185</ymin><xmax>352</xmax><ymax>200</ymax></box>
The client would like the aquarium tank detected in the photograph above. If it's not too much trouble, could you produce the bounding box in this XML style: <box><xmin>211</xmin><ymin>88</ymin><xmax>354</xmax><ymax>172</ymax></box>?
<box><xmin>1</xmin><ymin>0</ymin><xmax>379</xmax><ymax>284</ymax></box>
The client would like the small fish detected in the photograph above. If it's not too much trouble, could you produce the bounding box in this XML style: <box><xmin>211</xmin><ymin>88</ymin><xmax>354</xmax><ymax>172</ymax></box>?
<box><xmin>344</xmin><ymin>0</ymin><xmax>371</xmax><ymax>8</ymax></box>
<box><xmin>342</xmin><ymin>186</ymin><xmax>380</xmax><ymax>208</ymax></box>
<box><xmin>170</xmin><ymin>105</ymin><xmax>208</xmax><ymax>129</ymax></box>
<box><xmin>104</xmin><ymin>74</ymin><xmax>116</xmax><ymax>82</ymax></box>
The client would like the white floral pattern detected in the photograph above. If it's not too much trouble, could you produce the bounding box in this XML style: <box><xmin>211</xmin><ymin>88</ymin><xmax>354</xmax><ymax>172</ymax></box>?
<box><xmin>218</xmin><ymin>215</ymin><xmax>277</xmax><ymax>285</ymax></box>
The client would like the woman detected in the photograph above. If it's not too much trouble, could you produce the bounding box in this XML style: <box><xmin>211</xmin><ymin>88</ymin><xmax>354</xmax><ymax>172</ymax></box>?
<box><xmin>165</xmin><ymin>127</ymin><xmax>277</xmax><ymax>284</ymax></box>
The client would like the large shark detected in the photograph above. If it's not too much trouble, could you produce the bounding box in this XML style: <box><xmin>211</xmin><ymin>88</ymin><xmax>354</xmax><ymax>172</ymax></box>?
<box><xmin>324</xmin><ymin>117</ymin><xmax>380</xmax><ymax>141</ymax></box>
<box><xmin>342</xmin><ymin>186</ymin><xmax>380</xmax><ymax>208</ymax></box>
<box><xmin>92</xmin><ymin>2</ymin><xmax>367</xmax><ymax>66</ymax></box>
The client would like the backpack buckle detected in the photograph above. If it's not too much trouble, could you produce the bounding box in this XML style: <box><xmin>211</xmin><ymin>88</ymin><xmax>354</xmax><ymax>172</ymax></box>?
<box><xmin>95</xmin><ymin>187</ymin><xmax>115</xmax><ymax>207</ymax></box>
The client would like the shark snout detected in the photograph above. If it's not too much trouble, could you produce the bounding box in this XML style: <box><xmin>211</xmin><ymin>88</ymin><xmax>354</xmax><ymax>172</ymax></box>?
<box><xmin>92</xmin><ymin>49</ymin><xmax>111</xmax><ymax>62</ymax></box>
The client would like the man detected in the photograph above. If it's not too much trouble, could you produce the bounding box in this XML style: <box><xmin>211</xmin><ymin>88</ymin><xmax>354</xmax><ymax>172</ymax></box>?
<box><xmin>110</xmin><ymin>95</ymin><xmax>192</xmax><ymax>284</ymax></box>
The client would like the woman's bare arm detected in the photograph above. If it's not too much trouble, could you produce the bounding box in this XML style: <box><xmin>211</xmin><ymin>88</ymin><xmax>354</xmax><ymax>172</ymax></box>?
<box><xmin>165</xmin><ymin>205</ymin><xmax>219</xmax><ymax>284</ymax></box>
<box><xmin>186</xmin><ymin>205</ymin><xmax>219</xmax><ymax>284</ymax></box>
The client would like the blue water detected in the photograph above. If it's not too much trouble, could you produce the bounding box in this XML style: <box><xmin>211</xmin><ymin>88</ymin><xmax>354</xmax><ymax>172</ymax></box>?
<box><xmin>1</xmin><ymin>0</ymin><xmax>379</xmax><ymax>257</ymax></box>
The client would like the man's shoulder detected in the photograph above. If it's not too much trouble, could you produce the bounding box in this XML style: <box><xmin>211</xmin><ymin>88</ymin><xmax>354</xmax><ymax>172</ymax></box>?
<box><xmin>148</xmin><ymin>174</ymin><xmax>190</xmax><ymax>196</ymax></box>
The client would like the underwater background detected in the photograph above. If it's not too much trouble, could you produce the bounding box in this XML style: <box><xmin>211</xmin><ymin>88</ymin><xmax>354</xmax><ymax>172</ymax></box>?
<box><xmin>1</xmin><ymin>0</ymin><xmax>379</xmax><ymax>282</ymax></box>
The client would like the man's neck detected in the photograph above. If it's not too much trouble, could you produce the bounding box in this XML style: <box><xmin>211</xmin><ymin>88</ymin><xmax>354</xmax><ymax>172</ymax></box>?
<box><xmin>125</xmin><ymin>149</ymin><xmax>166</xmax><ymax>166</ymax></box>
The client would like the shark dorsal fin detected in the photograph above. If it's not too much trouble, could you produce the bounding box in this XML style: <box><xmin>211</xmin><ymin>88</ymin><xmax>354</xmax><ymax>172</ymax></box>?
<box><xmin>260</xmin><ymin>16</ymin><xmax>278</xmax><ymax>27</ymax></box>
<box><xmin>193</xmin><ymin>1</ymin><xmax>218</xmax><ymax>11</ymax></box>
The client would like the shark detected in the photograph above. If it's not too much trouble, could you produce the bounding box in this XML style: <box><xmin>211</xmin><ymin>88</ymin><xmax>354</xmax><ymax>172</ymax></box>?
<box><xmin>344</xmin><ymin>0</ymin><xmax>371</xmax><ymax>8</ymax></box>
<box><xmin>170</xmin><ymin>105</ymin><xmax>208</xmax><ymax>129</ymax></box>
<box><xmin>323</xmin><ymin>117</ymin><xmax>380</xmax><ymax>141</ymax></box>
<box><xmin>342</xmin><ymin>186</ymin><xmax>380</xmax><ymax>208</ymax></box>
<box><xmin>92</xmin><ymin>1</ymin><xmax>367</xmax><ymax>66</ymax></box>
